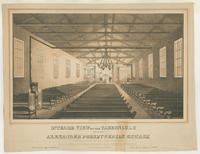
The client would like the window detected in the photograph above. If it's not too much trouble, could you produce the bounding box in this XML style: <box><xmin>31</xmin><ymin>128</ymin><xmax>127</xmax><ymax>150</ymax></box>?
<box><xmin>76</xmin><ymin>63</ymin><xmax>80</xmax><ymax>78</ymax></box>
<box><xmin>36</xmin><ymin>54</ymin><xmax>44</xmax><ymax>79</ymax></box>
<box><xmin>127</xmin><ymin>65</ymin><xmax>132</xmax><ymax>79</ymax></box>
<box><xmin>132</xmin><ymin>63</ymin><xmax>136</xmax><ymax>78</ymax></box>
<box><xmin>159</xmin><ymin>47</ymin><xmax>167</xmax><ymax>77</ymax></box>
<box><xmin>53</xmin><ymin>55</ymin><xmax>59</xmax><ymax>79</ymax></box>
<box><xmin>14</xmin><ymin>38</ymin><xmax>24</xmax><ymax>78</ymax></box>
<box><xmin>148</xmin><ymin>53</ymin><xmax>153</xmax><ymax>79</ymax></box>
<box><xmin>139</xmin><ymin>58</ymin><xmax>143</xmax><ymax>79</ymax></box>
<box><xmin>174</xmin><ymin>38</ymin><xmax>183</xmax><ymax>77</ymax></box>
<box><xmin>65</xmin><ymin>59</ymin><xmax>71</xmax><ymax>78</ymax></box>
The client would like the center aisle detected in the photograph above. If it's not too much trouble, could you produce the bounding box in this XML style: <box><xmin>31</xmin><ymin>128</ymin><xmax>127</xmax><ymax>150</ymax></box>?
<box><xmin>52</xmin><ymin>84</ymin><xmax>134</xmax><ymax>119</ymax></box>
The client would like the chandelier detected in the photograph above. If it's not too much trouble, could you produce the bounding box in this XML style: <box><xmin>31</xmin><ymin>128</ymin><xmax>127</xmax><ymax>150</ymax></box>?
<box><xmin>98</xmin><ymin>14</ymin><xmax>113</xmax><ymax>70</ymax></box>
<box><xmin>98</xmin><ymin>50</ymin><xmax>112</xmax><ymax>70</ymax></box>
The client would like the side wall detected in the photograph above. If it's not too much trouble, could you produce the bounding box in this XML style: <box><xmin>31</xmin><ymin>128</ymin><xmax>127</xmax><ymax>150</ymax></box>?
<box><xmin>112</xmin><ymin>64</ymin><xmax>131</xmax><ymax>82</ymax></box>
<box><xmin>31</xmin><ymin>39</ymin><xmax>84</xmax><ymax>90</ymax></box>
<box><xmin>132</xmin><ymin>29</ymin><xmax>183</xmax><ymax>94</ymax></box>
<box><xmin>13</xmin><ymin>25</ymin><xmax>31</xmax><ymax>95</ymax></box>
<box><xmin>13</xmin><ymin>25</ymin><xmax>85</xmax><ymax>94</ymax></box>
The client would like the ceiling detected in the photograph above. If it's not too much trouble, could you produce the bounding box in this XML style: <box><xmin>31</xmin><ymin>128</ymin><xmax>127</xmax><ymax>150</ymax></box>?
<box><xmin>13</xmin><ymin>14</ymin><xmax>183</xmax><ymax>65</ymax></box>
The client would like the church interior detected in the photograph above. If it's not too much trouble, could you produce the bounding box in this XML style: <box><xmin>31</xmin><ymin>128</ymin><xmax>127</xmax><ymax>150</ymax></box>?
<box><xmin>12</xmin><ymin>13</ymin><xmax>184</xmax><ymax>119</ymax></box>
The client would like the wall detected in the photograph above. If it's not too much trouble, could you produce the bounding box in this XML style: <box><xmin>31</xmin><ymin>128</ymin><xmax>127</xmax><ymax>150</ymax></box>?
<box><xmin>13</xmin><ymin>24</ymin><xmax>85</xmax><ymax>94</ymax></box>
<box><xmin>112</xmin><ymin>64</ymin><xmax>131</xmax><ymax>82</ymax></box>
<box><xmin>112</xmin><ymin>64</ymin><xmax>118</xmax><ymax>82</ymax></box>
<box><xmin>13</xmin><ymin>25</ymin><xmax>31</xmax><ymax>95</ymax></box>
<box><xmin>31</xmin><ymin>39</ymin><xmax>84</xmax><ymax>90</ymax></box>
<box><xmin>131</xmin><ymin>28</ymin><xmax>183</xmax><ymax>94</ymax></box>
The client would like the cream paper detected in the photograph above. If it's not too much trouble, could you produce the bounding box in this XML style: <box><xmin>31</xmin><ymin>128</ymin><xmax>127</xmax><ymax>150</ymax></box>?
<box><xmin>3</xmin><ymin>3</ymin><xmax>197</xmax><ymax>152</ymax></box>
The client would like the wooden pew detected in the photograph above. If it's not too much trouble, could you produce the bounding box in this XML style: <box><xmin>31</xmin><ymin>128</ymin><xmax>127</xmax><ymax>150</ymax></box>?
<box><xmin>13</xmin><ymin>93</ymin><xmax>37</xmax><ymax>119</ymax></box>
<box><xmin>120</xmin><ymin>83</ymin><xmax>183</xmax><ymax>119</ymax></box>
<box><xmin>42</xmin><ymin>81</ymin><xmax>94</xmax><ymax>109</ymax></box>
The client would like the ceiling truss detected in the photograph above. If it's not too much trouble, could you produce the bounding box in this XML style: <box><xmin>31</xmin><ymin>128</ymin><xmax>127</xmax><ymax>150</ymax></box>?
<box><xmin>14</xmin><ymin>14</ymin><xmax>183</xmax><ymax>65</ymax></box>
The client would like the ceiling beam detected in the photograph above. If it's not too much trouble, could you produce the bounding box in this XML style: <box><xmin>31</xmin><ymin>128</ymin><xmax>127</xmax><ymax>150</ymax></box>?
<box><xmin>107</xmin><ymin>34</ymin><xmax>149</xmax><ymax>51</ymax></box>
<box><xmin>31</xmin><ymin>35</ymin><xmax>151</xmax><ymax>52</ymax></box>
<box><xmin>109</xmin><ymin>14</ymin><xmax>115</xmax><ymax>47</ymax></box>
<box><xmin>46</xmin><ymin>39</ymin><xmax>169</xmax><ymax>42</ymax></box>
<box><xmin>116</xmin><ymin>59</ymin><xmax>131</xmax><ymax>65</ymax></box>
<box><xmin>70</xmin><ymin>33</ymin><xmax>105</xmax><ymax>47</ymax></box>
<box><xmin>128</xmin><ymin>14</ymin><xmax>168</xmax><ymax>64</ymax></box>
<box><xmin>86</xmin><ymin>57</ymin><xmax>101</xmax><ymax>64</ymax></box>
<box><xmin>33</xmin><ymin>31</ymin><xmax>170</xmax><ymax>34</ymax></box>
<box><xmin>111</xmin><ymin>14</ymin><xmax>115</xmax><ymax>32</ymax></box>
<box><xmin>16</xmin><ymin>23</ymin><xmax>182</xmax><ymax>26</ymax></box>
<box><xmin>51</xmin><ymin>46</ymin><xmax>152</xmax><ymax>49</ymax></box>
<box><xmin>104</xmin><ymin>14</ymin><xmax>108</xmax><ymax>47</ymax></box>
<box><xmin>128</xmin><ymin>15</ymin><xmax>137</xmax><ymax>32</ymax></box>
<box><xmin>66</xmin><ymin>50</ymin><xmax>150</xmax><ymax>52</ymax></box>
<box><xmin>31</xmin><ymin>14</ymin><xmax>74</xmax><ymax>51</ymax></box>
<box><xmin>78</xmin><ymin>56</ymin><xmax>135</xmax><ymax>59</ymax></box>
<box><xmin>75</xmin><ymin>52</ymin><xmax>91</xmax><ymax>58</ymax></box>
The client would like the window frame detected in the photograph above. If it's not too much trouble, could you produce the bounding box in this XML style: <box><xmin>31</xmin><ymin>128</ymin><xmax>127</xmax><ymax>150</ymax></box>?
<box><xmin>132</xmin><ymin>63</ymin><xmax>136</xmax><ymax>78</ymax></box>
<box><xmin>148</xmin><ymin>53</ymin><xmax>153</xmax><ymax>79</ymax></box>
<box><xmin>76</xmin><ymin>63</ymin><xmax>80</xmax><ymax>78</ymax></box>
<box><xmin>14</xmin><ymin>37</ymin><xmax>24</xmax><ymax>78</ymax></box>
<box><xmin>174</xmin><ymin>38</ymin><xmax>183</xmax><ymax>78</ymax></box>
<box><xmin>139</xmin><ymin>58</ymin><xmax>143</xmax><ymax>79</ymax></box>
<box><xmin>159</xmin><ymin>46</ymin><xmax>167</xmax><ymax>78</ymax></box>
<box><xmin>65</xmin><ymin>59</ymin><xmax>71</xmax><ymax>78</ymax></box>
<box><xmin>53</xmin><ymin>55</ymin><xmax>59</xmax><ymax>79</ymax></box>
